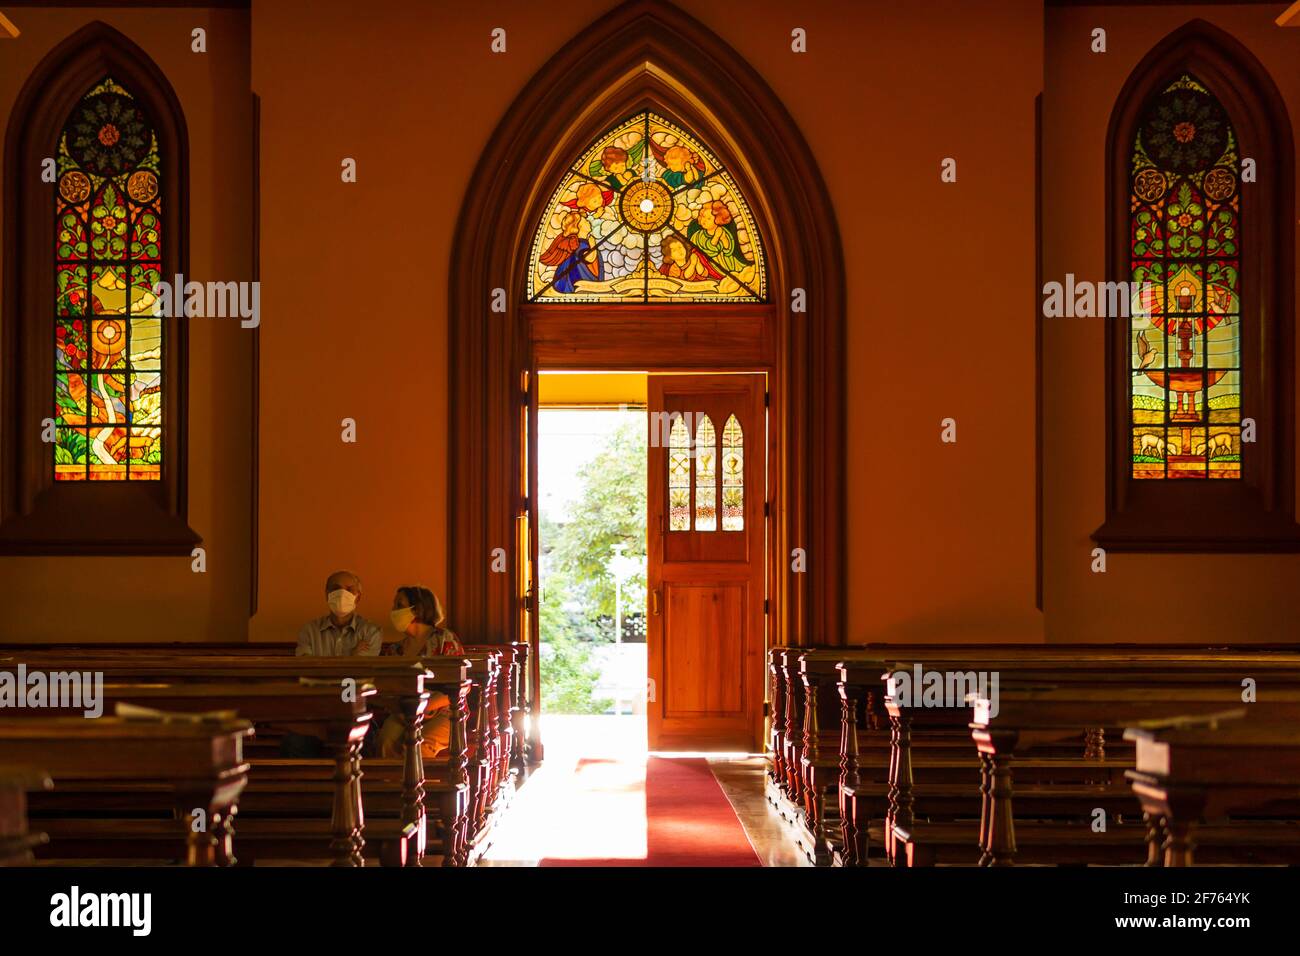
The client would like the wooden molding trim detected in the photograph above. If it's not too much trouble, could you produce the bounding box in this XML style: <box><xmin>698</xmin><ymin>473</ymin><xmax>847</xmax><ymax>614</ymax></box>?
<box><xmin>448</xmin><ymin>0</ymin><xmax>846</xmax><ymax>649</ymax></box>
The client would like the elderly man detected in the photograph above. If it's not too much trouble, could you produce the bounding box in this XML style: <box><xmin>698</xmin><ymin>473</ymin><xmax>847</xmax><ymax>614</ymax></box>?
<box><xmin>282</xmin><ymin>570</ymin><xmax>382</xmax><ymax>757</ymax></box>
<box><xmin>295</xmin><ymin>570</ymin><xmax>382</xmax><ymax>657</ymax></box>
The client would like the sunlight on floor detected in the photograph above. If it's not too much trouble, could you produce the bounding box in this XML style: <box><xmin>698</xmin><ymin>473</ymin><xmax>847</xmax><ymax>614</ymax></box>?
<box><xmin>481</xmin><ymin>715</ymin><xmax>648</xmax><ymax>864</ymax></box>
<box><xmin>480</xmin><ymin>714</ymin><xmax>812</xmax><ymax>867</ymax></box>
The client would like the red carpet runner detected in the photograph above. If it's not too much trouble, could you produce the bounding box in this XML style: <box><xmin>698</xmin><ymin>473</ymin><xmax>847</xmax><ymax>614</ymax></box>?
<box><xmin>540</xmin><ymin>756</ymin><xmax>761</xmax><ymax>867</ymax></box>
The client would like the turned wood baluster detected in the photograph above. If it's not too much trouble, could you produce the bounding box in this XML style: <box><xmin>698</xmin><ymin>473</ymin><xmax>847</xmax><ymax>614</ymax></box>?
<box><xmin>400</xmin><ymin>693</ymin><xmax>428</xmax><ymax>865</ymax></box>
<box><xmin>1143</xmin><ymin>812</ymin><xmax>1164</xmax><ymax>867</ymax></box>
<box><xmin>1163</xmin><ymin>819</ymin><xmax>1196</xmax><ymax>867</ymax></box>
<box><xmin>498</xmin><ymin>660</ymin><xmax>516</xmax><ymax>782</ymax></box>
<box><xmin>803</xmin><ymin>679</ymin><xmax>821</xmax><ymax>826</ymax></box>
<box><xmin>769</xmin><ymin>655</ymin><xmax>786</xmax><ymax>788</ymax></box>
<box><xmin>986</xmin><ymin>751</ymin><xmax>1017</xmax><ymax>867</ymax></box>
<box><xmin>349</xmin><ymin>747</ymin><xmax>366</xmax><ymax>863</ymax></box>
<box><xmin>472</xmin><ymin>680</ymin><xmax>491</xmax><ymax>828</ymax></box>
<box><xmin>887</xmin><ymin>712</ymin><xmax>915</xmax><ymax>865</ymax></box>
<box><xmin>214</xmin><ymin>806</ymin><xmax>237</xmax><ymax>867</ymax></box>
<box><xmin>448</xmin><ymin>687</ymin><xmax>470</xmax><ymax>866</ymax></box>
<box><xmin>785</xmin><ymin>663</ymin><xmax>804</xmax><ymax>801</ymax></box>
<box><xmin>839</xmin><ymin>688</ymin><xmax>861</xmax><ymax>866</ymax></box>
<box><xmin>886</xmin><ymin>714</ymin><xmax>899</xmax><ymax>859</ymax></box>
<box><xmin>977</xmin><ymin>753</ymin><xmax>993</xmax><ymax>866</ymax></box>
<box><xmin>328</xmin><ymin>744</ymin><xmax>359</xmax><ymax>866</ymax></box>
<box><xmin>177</xmin><ymin>791</ymin><xmax>218</xmax><ymax>867</ymax></box>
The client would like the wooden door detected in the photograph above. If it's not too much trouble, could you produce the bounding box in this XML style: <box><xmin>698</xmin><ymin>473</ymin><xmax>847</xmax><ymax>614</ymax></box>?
<box><xmin>647</xmin><ymin>373</ymin><xmax>766</xmax><ymax>751</ymax></box>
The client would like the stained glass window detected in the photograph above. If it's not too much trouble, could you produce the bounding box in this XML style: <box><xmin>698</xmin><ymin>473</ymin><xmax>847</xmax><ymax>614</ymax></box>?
<box><xmin>721</xmin><ymin>414</ymin><xmax>743</xmax><ymax>531</ymax></box>
<box><xmin>54</xmin><ymin>77</ymin><xmax>163</xmax><ymax>481</ymax></box>
<box><xmin>694</xmin><ymin>415</ymin><xmax>717</xmax><ymax>531</ymax></box>
<box><xmin>1129</xmin><ymin>74</ymin><xmax>1239</xmax><ymax>480</ymax></box>
<box><xmin>668</xmin><ymin>415</ymin><xmax>691</xmax><ymax>531</ymax></box>
<box><xmin>528</xmin><ymin>111</ymin><xmax>766</xmax><ymax>303</ymax></box>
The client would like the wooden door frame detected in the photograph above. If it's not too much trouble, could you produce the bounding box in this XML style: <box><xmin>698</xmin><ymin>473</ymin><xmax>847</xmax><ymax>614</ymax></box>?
<box><xmin>448</xmin><ymin>0</ymin><xmax>846</xmax><ymax>747</ymax></box>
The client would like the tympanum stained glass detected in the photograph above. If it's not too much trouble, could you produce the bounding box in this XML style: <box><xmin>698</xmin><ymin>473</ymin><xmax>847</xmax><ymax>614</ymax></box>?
<box><xmin>528</xmin><ymin>111</ymin><xmax>766</xmax><ymax>302</ymax></box>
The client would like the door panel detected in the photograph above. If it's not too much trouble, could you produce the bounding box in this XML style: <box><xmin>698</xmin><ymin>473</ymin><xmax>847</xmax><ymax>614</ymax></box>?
<box><xmin>648</xmin><ymin>373</ymin><xmax>766</xmax><ymax>750</ymax></box>
<box><xmin>663</xmin><ymin>583</ymin><xmax>745</xmax><ymax>716</ymax></box>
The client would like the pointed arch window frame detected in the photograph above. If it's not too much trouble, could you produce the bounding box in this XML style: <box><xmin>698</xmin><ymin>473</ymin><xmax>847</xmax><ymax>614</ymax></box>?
<box><xmin>1094</xmin><ymin>21</ymin><xmax>1299</xmax><ymax>552</ymax></box>
<box><xmin>1</xmin><ymin>22</ymin><xmax>197</xmax><ymax>554</ymax></box>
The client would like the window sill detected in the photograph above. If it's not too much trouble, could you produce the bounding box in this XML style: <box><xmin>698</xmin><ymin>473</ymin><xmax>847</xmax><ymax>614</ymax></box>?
<box><xmin>1092</xmin><ymin>514</ymin><xmax>1300</xmax><ymax>554</ymax></box>
<box><xmin>0</xmin><ymin>484</ymin><xmax>201</xmax><ymax>556</ymax></box>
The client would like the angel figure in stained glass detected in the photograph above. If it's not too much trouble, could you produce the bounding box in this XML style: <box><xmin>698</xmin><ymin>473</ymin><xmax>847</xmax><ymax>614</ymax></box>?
<box><xmin>539</xmin><ymin>209</ymin><xmax>604</xmax><ymax>292</ymax></box>
<box><xmin>658</xmin><ymin>233</ymin><xmax>722</xmax><ymax>282</ymax></box>
<box><xmin>688</xmin><ymin>200</ymin><xmax>751</xmax><ymax>274</ymax></box>
<box><xmin>563</xmin><ymin>181</ymin><xmax>614</xmax><ymax>216</ymax></box>
<box><xmin>598</xmin><ymin>146</ymin><xmax>638</xmax><ymax>191</ymax></box>
<box><xmin>652</xmin><ymin>140</ymin><xmax>704</xmax><ymax>188</ymax></box>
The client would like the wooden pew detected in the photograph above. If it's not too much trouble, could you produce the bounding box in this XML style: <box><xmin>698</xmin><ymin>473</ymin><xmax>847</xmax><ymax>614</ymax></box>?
<box><xmin>971</xmin><ymin>685</ymin><xmax>1300</xmax><ymax>866</ymax></box>
<box><xmin>7</xmin><ymin>653</ymin><xmax>462</xmax><ymax>865</ymax></box>
<box><xmin>0</xmin><ymin>716</ymin><xmax>252</xmax><ymax>866</ymax></box>
<box><xmin>1125</xmin><ymin>714</ymin><xmax>1300</xmax><ymax>866</ymax></box>
<box><xmin>7</xmin><ymin>680</ymin><xmax>375</xmax><ymax>866</ymax></box>
<box><xmin>768</xmin><ymin>642</ymin><xmax>1300</xmax><ymax>861</ymax></box>
<box><xmin>896</xmin><ymin>656</ymin><xmax>1300</xmax><ymax>866</ymax></box>
<box><xmin>7</xmin><ymin>640</ymin><xmax>528</xmax><ymax>852</ymax></box>
<box><xmin>1</xmin><ymin>640</ymin><xmax>542</xmax><ymax>775</ymax></box>
<box><xmin>830</xmin><ymin>648</ymin><xmax>1300</xmax><ymax>866</ymax></box>
<box><xmin>0</xmin><ymin>765</ymin><xmax>51</xmax><ymax>866</ymax></box>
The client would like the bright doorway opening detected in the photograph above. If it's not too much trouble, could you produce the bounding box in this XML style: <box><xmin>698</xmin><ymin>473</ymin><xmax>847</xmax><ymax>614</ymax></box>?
<box><xmin>537</xmin><ymin>373</ymin><xmax>648</xmax><ymax>739</ymax></box>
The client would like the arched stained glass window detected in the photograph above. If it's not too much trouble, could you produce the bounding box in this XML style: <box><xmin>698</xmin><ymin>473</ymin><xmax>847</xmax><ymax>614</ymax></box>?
<box><xmin>527</xmin><ymin>110</ymin><xmax>766</xmax><ymax>303</ymax></box>
<box><xmin>54</xmin><ymin>77</ymin><xmax>163</xmax><ymax>481</ymax></box>
<box><xmin>694</xmin><ymin>414</ymin><xmax>717</xmax><ymax>531</ymax></box>
<box><xmin>721</xmin><ymin>414</ymin><xmax>743</xmax><ymax>531</ymax></box>
<box><xmin>1129</xmin><ymin>74</ymin><xmax>1239</xmax><ymax>480</ymax></box>
<box><xmin>668</xmin><ymin>415</ymin><xmax>691</xmax><ymax>531</ymax></box>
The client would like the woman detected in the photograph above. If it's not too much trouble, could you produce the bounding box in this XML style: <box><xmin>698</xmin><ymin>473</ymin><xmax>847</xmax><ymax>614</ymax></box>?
<box><xmin>377</xmin><ymin>586</ymin><xmax>464</xmax><ymax>760</ymax></box>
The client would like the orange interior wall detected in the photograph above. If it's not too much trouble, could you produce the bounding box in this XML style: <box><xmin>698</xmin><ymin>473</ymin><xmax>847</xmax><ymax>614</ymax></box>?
<box><xmin>3</xmin><ymin>2</ymin><xmax>1296</xmax><ymax>647</ymax></box>
<box><xmin>248</xmin><ymin>0</ymin><xmax>1045</xmax><ymax>645</ymax></box>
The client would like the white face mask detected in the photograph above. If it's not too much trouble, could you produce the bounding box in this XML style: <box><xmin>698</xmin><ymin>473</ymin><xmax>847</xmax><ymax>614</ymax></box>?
<box><xmin>391</xmin><ymin>606</ymin><xmax>416</xmax><ymax>634</ymax></box>
<box><xmin>327</xmin><ymin>589</ymin><xmax>358</xmax><ymax>616</ymax></box>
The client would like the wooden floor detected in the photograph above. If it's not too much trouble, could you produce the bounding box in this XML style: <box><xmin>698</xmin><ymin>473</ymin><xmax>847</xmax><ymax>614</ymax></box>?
<box><xmin>480</xmin><ymin>716</ymin><xmax>809</xmax><ymax>867</ymax></box>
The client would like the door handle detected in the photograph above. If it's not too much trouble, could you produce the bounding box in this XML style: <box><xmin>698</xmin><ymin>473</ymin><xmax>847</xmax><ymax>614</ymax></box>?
<box><xmin>651</xmin><ymin>588</ymin><xmax>661</xmax><ymax>616</ymax></box>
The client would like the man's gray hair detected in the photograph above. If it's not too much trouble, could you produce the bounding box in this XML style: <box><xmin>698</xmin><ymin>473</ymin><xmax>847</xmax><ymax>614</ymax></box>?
<box><xmin>325</xmin><ymin>569</ymin><xmax>361</xmax><ymax>593</ymax></box>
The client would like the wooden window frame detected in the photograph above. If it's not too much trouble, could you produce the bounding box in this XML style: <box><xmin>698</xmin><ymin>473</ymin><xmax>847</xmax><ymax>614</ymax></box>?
<box><xmin>1094</xmin><ymin>20</ymin><xmax>1299</xmax><ymax>553</ymax></box>
<box><xmin>447</xmin><ymin>0</ymin><xmax>846</xmax><ymax>675</ymax></box>
<box><xmin>1</xmin><ymin>22</ymin><xmax>197</xmax><ymax>555</ymax></box>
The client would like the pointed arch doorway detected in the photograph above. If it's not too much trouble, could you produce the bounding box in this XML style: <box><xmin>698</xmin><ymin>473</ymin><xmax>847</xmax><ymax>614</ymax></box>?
<box><xmin>449</xmin><ymin>0</ymin><xmax>845</xmax><ymax>754</ymax></box>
